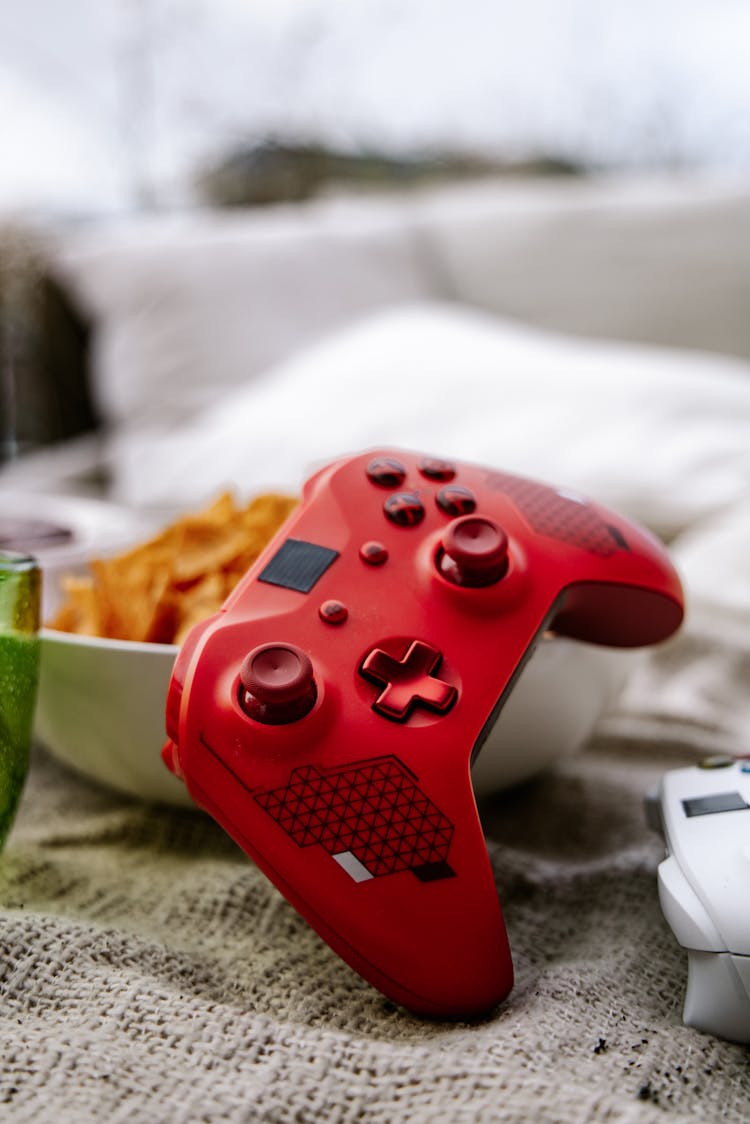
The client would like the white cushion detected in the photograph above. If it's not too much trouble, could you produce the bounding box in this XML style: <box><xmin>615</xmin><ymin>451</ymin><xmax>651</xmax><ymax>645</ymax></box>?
<box><xmin>106</xmin><ymin>302</ymin><xmax>750</xmax><ymax>542</ymax></box>
<box><xmin>419</xmin><ymin>177</ymin><xmax>750</xmax><ymax>362</ymax></box>
<box><xmin>52</xmin><ymin>200</ymin><xmax>432</xmax><ymax>429</ymax></box>
<box><xmin>52</xmin><ymin>178</ymin><xmax>750</xmax><ymax>447</ymax></box>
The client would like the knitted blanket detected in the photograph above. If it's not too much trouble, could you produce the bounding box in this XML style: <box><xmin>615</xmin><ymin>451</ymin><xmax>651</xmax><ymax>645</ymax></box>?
<box><xmin>1</xmin><ymin>616</ymin><xmax>748</xmax><ymax>1123</ymax></box>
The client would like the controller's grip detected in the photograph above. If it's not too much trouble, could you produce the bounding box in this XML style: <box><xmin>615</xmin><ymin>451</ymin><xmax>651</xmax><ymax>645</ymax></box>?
<box><xmin>551</xmin><ymin>577</ymin><xmax>683</xmax><ymax>646</ymax></box>
<box><xmin>190</xmin><ymin>745</ymin><xmax>513</xmax><ymax>1018</ymax></box>
<box><xmin>548</xmin><ymin>508</ymin><xmax>684</xmax><ymax>647</ymax></box>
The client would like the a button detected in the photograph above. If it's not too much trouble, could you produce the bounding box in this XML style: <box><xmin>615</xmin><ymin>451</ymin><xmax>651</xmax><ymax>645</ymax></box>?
<box><xmin>436</xmin><ymin>485</ymin><xmax>477</xmax><ymax>517</ymax></box>
<box><xmin>384</xmin><ymin>493</ymin><xmax>425</xmax><ymax>527</ymax></box>
<box><xmin>360</xmin><ymin>541</ymin><xmax>389</xmax><ymax>565</ymax></box>
<box><xmin>319</xmin><ymin>600</ymin><xmax>348</xmax><ymax>625</ymax></box>
<box><xmin>366</xmin><ymin>457</ymin><xmax>407</xmax><ymax>488</ymax></box>
<box><xmin>698</xmin><ymin>755</ymin><xmax>735</xmax><ymax>769</ymax></box>
<box><xmin>438</xmin><ymin>516</ymin><xmax>509</xmax><ymax>588</ymax></box>
<box><xmin>360</xmin><ymin>640</ymin><xmax>457</xmax><ymax>722</ymax></box>
<box><xmin>418</xmin><ymin>457</ymin><xmax>456</xmax><ymax>482</ymax></box>
<box><xmin>239</xmin><ymin>643</ymin><xmax>317</xmax><ymax>724</ymax></box>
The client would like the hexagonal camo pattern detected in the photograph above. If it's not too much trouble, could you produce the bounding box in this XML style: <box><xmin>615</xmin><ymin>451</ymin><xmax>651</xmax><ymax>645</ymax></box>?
<box><xmin>486</xmin><ymin>471</ymin><xmax>629</xmax><ymax>557</ymax></box>
<box><xmin>254</xmin><ymin>756</ymin><xmax>454</xmax><ymax>880</ymax></box>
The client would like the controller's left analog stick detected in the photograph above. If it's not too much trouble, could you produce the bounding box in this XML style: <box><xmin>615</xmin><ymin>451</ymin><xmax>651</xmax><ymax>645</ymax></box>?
<box><xmin>438</xmin><ymin>516</ymin><xmax>509</xmax><ymax>587</ymax></box>
<box><xmin>239</xmin><ymin>643</ymin><xmax>317</xmax><ymax>724</ymax></box>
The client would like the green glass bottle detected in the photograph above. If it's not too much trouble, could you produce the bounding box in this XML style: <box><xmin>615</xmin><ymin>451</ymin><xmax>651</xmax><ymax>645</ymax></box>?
<box><xmin>0</xmin><ymin>552</ymin><xmax>40</xmax><ymax>851</ymax></box>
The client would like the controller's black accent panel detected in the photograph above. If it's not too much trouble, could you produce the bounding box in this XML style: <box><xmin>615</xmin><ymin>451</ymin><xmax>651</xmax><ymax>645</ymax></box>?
<box><xmin>413</xmin><ymin>861</ymin><xmax>456</xmax><ymax>882</ymax></box>
<box><xmin>258</xmin><ymin>538</ymin><xmax>339</xmax><ymax>593</ymax></box>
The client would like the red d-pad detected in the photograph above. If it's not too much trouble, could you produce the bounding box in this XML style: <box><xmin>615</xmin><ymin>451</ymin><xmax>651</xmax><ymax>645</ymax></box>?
<box><xmin>360</xmin><ymin>640</ymin><xmax>457</xmax><ymax>721</ymax></box>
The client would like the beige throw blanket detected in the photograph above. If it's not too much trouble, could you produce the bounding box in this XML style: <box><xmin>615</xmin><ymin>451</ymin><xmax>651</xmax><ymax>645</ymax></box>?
<box><xmin>2</xmin><ymin>613</ymin><xmax>748</xmax><ymax>1122</ymax></box>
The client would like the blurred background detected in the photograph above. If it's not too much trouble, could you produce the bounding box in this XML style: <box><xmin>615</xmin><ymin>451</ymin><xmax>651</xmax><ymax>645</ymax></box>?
<box><xmin>2</xmin><ymin>0</ymin><xmax>750</xmax><ymax>213</ymax></box>
<box><xmin>1</xmin><ymin>0</ymin><xmax>750</xmax><ymax>498</ymax></box>
<box><xmin>2</xmin><ymin>0</ymin><xmax>750</xmax><ymax>212</ymax></box>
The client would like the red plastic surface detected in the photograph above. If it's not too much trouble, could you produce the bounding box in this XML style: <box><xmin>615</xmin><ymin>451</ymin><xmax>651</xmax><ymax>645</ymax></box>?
<box><xmin>163</xmin><ymin>449</ymin><xmax>684</xmax><ymax>1017</ymax></box>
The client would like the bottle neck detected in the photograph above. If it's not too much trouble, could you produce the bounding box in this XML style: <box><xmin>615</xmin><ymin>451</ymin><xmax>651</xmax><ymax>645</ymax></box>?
<box><xmin>0</xmin><ymin>553</ymin><xmax>40</xmax><ymax>633</ymax></box>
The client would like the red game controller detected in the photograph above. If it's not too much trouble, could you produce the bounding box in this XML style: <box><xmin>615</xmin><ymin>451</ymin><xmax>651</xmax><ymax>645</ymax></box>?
<box><xmin>162</xmin><ymin>450</ymin><xmax>684</xmax><ymax>1018</ymax></box>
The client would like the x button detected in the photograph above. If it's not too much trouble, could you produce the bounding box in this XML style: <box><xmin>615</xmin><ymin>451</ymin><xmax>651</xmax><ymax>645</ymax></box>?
<box><xmin>360</xmin><ymin>640</ymin><xmax>457</xmax><ymax>722</ymax></box>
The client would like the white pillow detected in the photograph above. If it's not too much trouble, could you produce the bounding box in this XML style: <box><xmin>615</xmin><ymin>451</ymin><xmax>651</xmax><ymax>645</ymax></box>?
<box><xmin>51</xmin><ymin>202</ymin><xmax>431</xmax><ymax>429</ymax></box>
<box><xmin>107</xmin><ymin>302</ymin><xmax>750</xmax><ymax>541</ymax></box>
<box><xmin>419</xmin><ymin>177</ymin><xmax>750</xmax><ymax>361</ymax></box>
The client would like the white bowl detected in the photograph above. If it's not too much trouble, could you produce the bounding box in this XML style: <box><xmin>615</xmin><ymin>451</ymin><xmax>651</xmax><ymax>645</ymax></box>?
<box><xmin>471</xmin><ymin>637</ymin><xmax>638</xmax><ymax>796</ymax></box>
<box><xmin>35</xmin><ymin>623</ymin><xmax>636</xmax><ymax>806</ymax></box>
<box><xmin>36</xmin><ymin>628</ymin><xmax>188</xmax><ymax>805</ymax></box>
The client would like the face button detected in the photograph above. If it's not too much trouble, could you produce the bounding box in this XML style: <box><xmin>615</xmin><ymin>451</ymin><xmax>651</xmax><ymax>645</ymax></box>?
<box><xmin>319</xmin><ymin>600</ymin><xmax>348</xmax><ymax>625</ymax></box>
<box><xmin>436</xmin><ymin>485</ymin><xmax>476</xmax><ymax>517</ymax></box>
<box><xmin>384</xmin><ymin>493</ymin><xmax>425</xmax><ymax>527</ymax></box>
<box><xmin>239</xmin><ymin>643</ymin><xmax>317</xmax><ymax>724</ymax></box>
<box><xmin>418</xmin><ymin>457</ymin><xmax>456</xmax><ymax>482</ymax></box>
<box><xmin>360</xmin><ymin>640</ymin><xmax>457</xmax><ymax>722</ymax></box>
<box><xmin>366</xmin><ymin>456</ymin><xmax>407</xmax><ymax>488</ymax></box>
<box><xmin>698</xmin><ymin>755</ymin><xmax>735</xmax><ymax>769</ymax></box>
<box><xmin>438</xmin><ymin>516</ymin><xmax>509</xmax><ymax>587</ymax></box>
<box><xmin>360</xmin><ymin>541</ymin><xmax>389</xmax><ymax>565</ymax></box>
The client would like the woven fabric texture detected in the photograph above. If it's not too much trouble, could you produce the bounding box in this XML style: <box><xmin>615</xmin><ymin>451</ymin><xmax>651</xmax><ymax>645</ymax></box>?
<box><xmin>1</xmin><ymin>627</ymin><xmax>748</xmax><ymax>1123</ymax></box>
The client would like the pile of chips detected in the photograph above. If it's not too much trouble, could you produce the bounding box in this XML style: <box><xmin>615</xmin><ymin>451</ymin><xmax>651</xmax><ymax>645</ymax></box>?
<box><xmin>49</xmin><ymin>492</ymin><xmax>298</xmax><ymax>645</ymax></box>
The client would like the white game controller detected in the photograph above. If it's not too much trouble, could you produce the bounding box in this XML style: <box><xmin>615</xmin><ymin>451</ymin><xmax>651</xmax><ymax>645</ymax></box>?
<box><xmin>646</xmin><ymin>756</ymin><xmax>750</xmax><ymax>1043</ymax></box>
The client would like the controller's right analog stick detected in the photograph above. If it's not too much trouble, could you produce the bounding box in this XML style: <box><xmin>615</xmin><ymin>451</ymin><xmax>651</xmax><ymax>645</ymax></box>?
<box><xmin>438</xmin><ymin>516</ymin><xmax>510</xmax><ymax>587</ymax></box>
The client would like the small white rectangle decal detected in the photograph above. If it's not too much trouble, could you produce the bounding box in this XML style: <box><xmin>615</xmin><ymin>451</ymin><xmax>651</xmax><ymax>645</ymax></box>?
<box><xmin>333</xmin><ymin>851</ymin><xmax>373</xmax><ymax>882</ymax></box>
